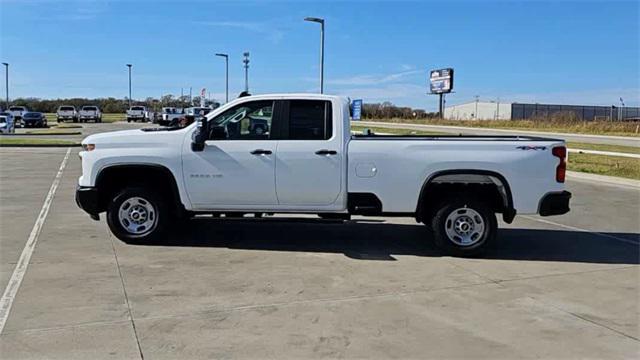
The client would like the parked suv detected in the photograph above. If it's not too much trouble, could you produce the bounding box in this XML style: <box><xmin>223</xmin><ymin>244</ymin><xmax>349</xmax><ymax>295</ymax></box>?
<box><xmin>22</xmin><ymin>112</ymin><xmax>47</xmax><ymax>128</ymax></box>
<box><xmin>56</xmin><ymin>105</ymin><xmax>77</xmax><ymax>123</ymax></box>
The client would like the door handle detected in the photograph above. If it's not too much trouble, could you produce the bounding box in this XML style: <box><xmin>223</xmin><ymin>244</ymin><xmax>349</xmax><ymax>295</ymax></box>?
<box><xmin>315</xmin><ymin>149</ymin><xmax>337</xmax><ymax>155</ymax></box>
<box><xmin>250</xmin><ymin>149</ymin><xmax>272</xmax><ymax>155</ymax></box>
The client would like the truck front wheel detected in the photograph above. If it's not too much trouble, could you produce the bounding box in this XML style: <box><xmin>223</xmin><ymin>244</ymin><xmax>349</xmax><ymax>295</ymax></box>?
<box><xmin>430</xmin><ymin>197</ymin><xmax>496</xmax><ymax>257</ymax></box>
<box><xmin>107</xmin><ymin>187</ymin><xmax>169</xmax><ymax>243</ymax></box>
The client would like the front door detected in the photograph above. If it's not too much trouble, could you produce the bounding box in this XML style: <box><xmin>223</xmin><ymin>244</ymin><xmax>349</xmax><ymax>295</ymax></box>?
<box><xmin>182</xmin><ymin>100</ymin><xmax>278</xmax><ymax>208</ymax></box>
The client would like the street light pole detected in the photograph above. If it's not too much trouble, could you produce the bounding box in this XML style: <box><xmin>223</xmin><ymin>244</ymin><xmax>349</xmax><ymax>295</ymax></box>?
<box><xmin>243</xmin><ymin>52</ymin><xmax>250</xmax><ymax>93</ymax></box>
<box><xmin>304</xmin><ymin>17</ymin><xmax>325</xmax><ymax>94</ymax></box>
<box><xmin>1</xmin><ymin>63</ymin><xmax>8</xmax><ymax>110</ymax></box>
<box><xmin>215</xmin><ymin>53</ymin><xmax>229</xmax><ymax>103</ymax></box>
<box><xmin>126</xmin><ymin>64</ymin><xmax>132</xmax><ymax>108</ymax></box>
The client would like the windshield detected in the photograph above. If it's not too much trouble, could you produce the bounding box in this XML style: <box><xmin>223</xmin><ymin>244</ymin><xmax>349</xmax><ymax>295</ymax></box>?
<box><xmin>59</xmin><ymin>106</ymin><xmax>74</xmax><ymax>111</ymax></box>
<box><xmin>131</xmin><ymin>106</ymin><xmax>144</xmax><ymax>111</ymax></box>
<box><xmin>9</xmin><ymin>107</ymin><xmax>25</xmax><ymax>111</ymax></box>
<box><xmin>0</xmin><ymin>116</ymin><xmax>6</xmax><ymax>124</ymax></box>
<box><xmin>83</xmin><ymin>106</ymin><xmax>97</xmax><ymax>111</ymax></box>
<box><xmin>24</xmin><ymin>113</ymin><xmax>40</xmax><ymax>118</ymax></box>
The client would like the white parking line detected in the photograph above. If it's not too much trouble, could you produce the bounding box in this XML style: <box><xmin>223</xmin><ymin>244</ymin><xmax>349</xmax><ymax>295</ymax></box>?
<box><xmin>522</xmin><ymin>215</ymin><xmax>640</xmax><ymax>246</ymax></box>
<box><xmin>0</xmin><ymin>148</ymin><xmax>71</xmax><ymax>334</ymax></box>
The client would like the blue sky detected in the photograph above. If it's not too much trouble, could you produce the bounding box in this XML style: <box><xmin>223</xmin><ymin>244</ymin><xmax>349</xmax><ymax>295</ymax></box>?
<box><xmin>1</xmin><ymin>0</ymin><xmax>638</xmax><ymax>110</ymax></box>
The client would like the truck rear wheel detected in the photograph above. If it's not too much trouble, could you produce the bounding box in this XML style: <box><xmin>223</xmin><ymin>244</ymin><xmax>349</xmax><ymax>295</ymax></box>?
<box><xmin>430</xmin><ymin>197</ymin><xmax>496</xmax><ymax>257</ymax></box>
<box><xmin>107</xmin><ymin>187</ymin><xmax>169</xmax><ymax>243</ymax></box>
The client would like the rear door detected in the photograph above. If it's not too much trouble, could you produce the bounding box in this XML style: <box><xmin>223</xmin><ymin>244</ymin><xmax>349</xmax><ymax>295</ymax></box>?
<box><xmin>275</xmin><ymin>99</ymin><xmax>344</xmax><ymax>207</ymax></box>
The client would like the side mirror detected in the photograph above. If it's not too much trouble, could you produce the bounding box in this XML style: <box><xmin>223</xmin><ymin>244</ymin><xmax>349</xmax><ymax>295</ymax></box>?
<box><xmin>191</xmin><ymin>117</ymin><xmax>208</xmax><ymax>152</ymax></box>
<box><xmin>209</xmin><ymin>125</ymin><xmax>227</xmax><ymax>140</ymax></box>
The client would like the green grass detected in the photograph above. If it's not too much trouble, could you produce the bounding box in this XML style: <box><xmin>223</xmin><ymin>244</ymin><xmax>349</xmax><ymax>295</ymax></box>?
<box><xmin>362</xmin><ymin>118</ymin><xmax>640</xmax><ymax>137</ymax></box>
<box><xmin>0</xmin><ymin>137</ymin><xmax>79</xmax><ymax>146</ymax></box>
<box><xmin>50</xmin><ymin>124</ymin><xmax>83</xmax><ymax>129</ymax></box>
<box><xmin>565</xmin><ymin>142</ymin><xmax>640</xmax><ymax>155</ymax></box>
<box><xmin>24</xmin><ymin>129</ymin><xmax>82</xmax><ymax>135</ymax></box>
<box><xmin>568</xmin><ymin>153</ymin><xmax>640</xmax><ymax>180</ymax></box>
<box><xmin>351</xmin><ymin>125</ymin><xmax>446</xmax><ymax>136</ymax></box>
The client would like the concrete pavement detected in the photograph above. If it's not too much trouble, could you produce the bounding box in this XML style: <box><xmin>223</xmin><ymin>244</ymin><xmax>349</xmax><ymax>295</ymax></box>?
<box><xmin>0</xmin><ymin>148</ymin><xmax>638</xmax><ymax>359</ymax></box>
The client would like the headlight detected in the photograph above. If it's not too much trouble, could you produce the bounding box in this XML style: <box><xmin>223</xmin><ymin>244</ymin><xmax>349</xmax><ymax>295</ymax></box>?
<box><xmin>82</xmin><ymin>144</ymin><xmax>95</xmax><ymax>151</ymax></box>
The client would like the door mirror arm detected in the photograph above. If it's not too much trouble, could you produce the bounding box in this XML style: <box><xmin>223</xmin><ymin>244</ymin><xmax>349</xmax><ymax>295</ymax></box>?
<box><xmin>191</xmin><ymin>117</ymin><xmax>208</xmax><ymax>152</ymax></box>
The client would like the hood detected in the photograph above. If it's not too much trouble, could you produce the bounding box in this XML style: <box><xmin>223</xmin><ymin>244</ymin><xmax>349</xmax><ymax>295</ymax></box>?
<box><xmin>81</xmin><ymin>128</ymin><xmax>188</xmax><ymax>149</ymax></box>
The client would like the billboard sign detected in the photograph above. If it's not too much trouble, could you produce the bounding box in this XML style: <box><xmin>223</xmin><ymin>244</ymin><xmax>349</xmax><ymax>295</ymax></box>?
<box><xmin>351</xmin><ymin>99</ymin><xmax>363</xmax><ymax>120</ymax></box>
<box><xmin>429</xmin><ymin>68</ymin><xmax>454</xmax><ymax>94</ymax></box>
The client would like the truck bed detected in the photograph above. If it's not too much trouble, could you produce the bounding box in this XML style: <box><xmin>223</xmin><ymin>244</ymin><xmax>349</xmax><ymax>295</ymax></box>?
<box><xmin>351</xmin><ymin>134</ymin><xmax>563</xmax><ymax>142</ymax></box>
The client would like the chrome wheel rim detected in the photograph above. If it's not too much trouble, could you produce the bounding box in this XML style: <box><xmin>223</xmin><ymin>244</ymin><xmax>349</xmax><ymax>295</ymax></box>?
<box><xmin>118</xmin><ymin>197</ymin><xmax>157</xmax><ymax>235</ymax></box>
<box><xmin>444</xmin><ymin>207</ymin><xmax>485</xmax><ymax>246</ymax></box>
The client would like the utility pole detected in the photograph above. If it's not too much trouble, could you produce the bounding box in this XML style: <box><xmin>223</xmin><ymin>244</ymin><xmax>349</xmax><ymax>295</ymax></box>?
<box><xmin>189</xmin><ymin>87</ymin><xmax>192</xmax><ymax>105</ymax></box>
<box><xmin>2</xmin><ymin>63</ymin><xmax>8</xmax><ymax>110</ymax></box>
<box><xmin>243</xmin><ymin>52</ymin><xmax>250</xmax><ymax>93</ymax></box>
<box><xmin>215</xmin><ymin>53</ymin><xmax>229</xmax><ymax>103</ymax></box>
<box><xmin>304</xmin><ymin>17</ymin><xmax>325</xmax><ymax>93</ymax></box>
<box><xmin>496</xmin><ymin>97</ymin><xmax>500</xmax><ymax>120</ymax></box>
<box><xmin>126</xmin><ymin>64</ymin><xmax>132</xmax><ymax>108</ymax></box>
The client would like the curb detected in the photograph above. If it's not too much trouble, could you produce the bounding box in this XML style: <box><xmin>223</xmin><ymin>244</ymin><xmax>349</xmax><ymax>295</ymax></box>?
<box><xmin>1</xmin><ymin>133</ymin><xmax>82</xmax><ymax>136</ymax></box>
<box><xmin>567</xmin><ymin>171</ymin><xmax>640</xmax><ymax>189</ymax></box>
<box><xmin>0</xmin><ymin>144</ymin><xmax>80</xmax><ymax>148</ymax></box>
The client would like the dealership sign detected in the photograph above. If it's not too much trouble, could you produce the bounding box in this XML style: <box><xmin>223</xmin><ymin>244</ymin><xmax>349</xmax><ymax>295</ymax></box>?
<box><xmin>351</xmin><ymin>99</ymin><xmax>363</xmax><ymax>120</ymax></box>
<box><xmin>429</xmin><ymin>68</ymin><xmax>454</xmax><ymax>94</ymax></box>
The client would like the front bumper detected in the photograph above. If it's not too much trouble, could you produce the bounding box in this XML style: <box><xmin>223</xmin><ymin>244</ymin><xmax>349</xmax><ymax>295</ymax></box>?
<box><xmin>76</xmin><ymin>186</ymin><xmax>100</xmax><ymax>220</ymax></box>
<box><xmin>539</xmin><ymin>191</ymin><xmax>571</xmax><ymax>216</ymax></box>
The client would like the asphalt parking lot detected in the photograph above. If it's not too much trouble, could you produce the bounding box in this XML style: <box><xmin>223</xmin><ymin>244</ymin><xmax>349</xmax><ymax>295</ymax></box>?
<box><xmin>0</xmin><ymin>137</ymin><xmax>638</xmax><ymax>358</ymax></box>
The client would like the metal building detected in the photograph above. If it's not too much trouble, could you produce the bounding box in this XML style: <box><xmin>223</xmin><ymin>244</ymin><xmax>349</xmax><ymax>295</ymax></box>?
<box><xmin>445</xmin><ymin>101</ymin><xmax>640</xmax><ymax>121</ymax></box>
<box><xmin>444</xmin><ymin>101</ymin><xmax>511</xmax><ymax>120</ymax></box>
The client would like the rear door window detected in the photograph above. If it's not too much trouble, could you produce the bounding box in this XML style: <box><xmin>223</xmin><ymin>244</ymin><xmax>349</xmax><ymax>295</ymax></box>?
<box><xmin>288</xmin><ymin>100</ymin><xmax>332</xmax><ymax>140</ymax></box>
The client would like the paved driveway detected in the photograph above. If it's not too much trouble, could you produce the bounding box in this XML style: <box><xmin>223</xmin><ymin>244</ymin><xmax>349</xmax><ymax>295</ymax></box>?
<box><xmin>0</xmin><ymin>148</ymin><xmax>638</xmax><ymax>359</ymax></box>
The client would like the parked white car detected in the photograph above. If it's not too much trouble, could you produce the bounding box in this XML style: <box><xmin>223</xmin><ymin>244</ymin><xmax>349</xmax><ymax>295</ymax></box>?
<box><xmin>126</xmin><ymin>106</ymin><xmax>146</xmax><ymax>122</ymax></box>
<box><xmin>76</xmin><ymin>94</ymin><xmax>571</xmax><ymax>256</ymax></box>
<box><xmin>56</xmin><ymin>105</ymin><xmax>77</xmax><ymax>123</ymax></box>
<box><xmin>78</xmin><ymin>106</ymin><xmax>102</xmax><ymax>123</ymax></box>
<box><xmin>0</xmin><ymin>112</ymin><xmax>15</xmax><ymax>134</ymax></box>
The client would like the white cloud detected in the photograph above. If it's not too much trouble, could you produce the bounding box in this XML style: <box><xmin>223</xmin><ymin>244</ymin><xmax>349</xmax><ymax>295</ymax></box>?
<box><xmin>325</xmin><ymin>69</ymin><xmax>425</xmax><ymax>86</ymax></box>
<box><xmin>194</xmin><ymin>20</ymin><xmax>284</xmax><ymax>44</ymax></box>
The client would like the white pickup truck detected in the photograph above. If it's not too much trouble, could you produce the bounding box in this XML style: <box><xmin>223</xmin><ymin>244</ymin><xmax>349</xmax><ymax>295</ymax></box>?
<box><xmin>78</xmin><ymin>105</ymin><xmax>102</xmax><ymax>123</ymax></box>
<box><xmin>76</xmin><ymin>94</ymin><xmax>571</xmax><ymax>256</ymax></box>
<box><xmin>56</xmin><ymin>105</ymin><xmax>77</xmax><ymax>123</ymax></box>
<box><xmin>8</xmin><ymin>106</ymin><xmax>28</xmax><ymax>127</ymax></box>
<box><xmin>127</xmin><ymin>106</ymin><xmax>147</xmax><ymax>122</ymax></box>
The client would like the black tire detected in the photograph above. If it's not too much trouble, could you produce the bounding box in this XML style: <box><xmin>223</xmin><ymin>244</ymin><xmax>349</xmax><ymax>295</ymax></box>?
<box><xmin>430</xmin><ymin>197</ymin><xmax>497</xmax><ymax>257</ymax></box>
<box><xmin>127</xmin><ymin>118</ymin><xmax>131</xmax><ymax>123</ymax></box>
<box><xmin>107</xmin><ymin>187</ymin><xmax>169</xmax><ymax>243</ymax></box>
